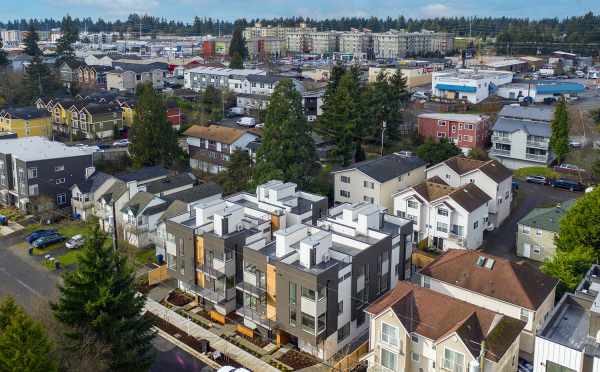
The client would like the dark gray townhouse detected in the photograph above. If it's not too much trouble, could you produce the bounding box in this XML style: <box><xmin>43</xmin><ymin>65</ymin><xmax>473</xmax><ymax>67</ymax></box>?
<box><xmin>0</xmin><ymin>137</ymin><xmax>94</xmax><ymax>212</ymax></box>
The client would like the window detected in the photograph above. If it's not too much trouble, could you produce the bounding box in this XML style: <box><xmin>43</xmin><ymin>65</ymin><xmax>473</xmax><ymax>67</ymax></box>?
<box><xmin>533</xmin><ymin>245</ymin><xmax>542</xmax><ymax>255</ymax></box>
<box><xmin>536</xmin><ymin>229</ymin><xmax>542</xmax><ymax>236</ymax></box>
<box><xmin>289</xmin><ymin>283</ymin><xmax>297</xmax><ymax>326</ymax></box>
<box><xmin>363</xmin><ymin>180</ymin><xmax>374</xmax><ymax>189</ymax></box>
<box><xmin>437</xmin><ymin>222</ymin><xmax>448</xmax><ymax>233</ymax></box>
<box><xmin>411</xmin><ymin>352</ymin><xmax>420</xmax><ymax>362</ymax></box>
<box><xmin>317</xmin><ymin>313</ymin><xmax>326</xmax><ymax>333</ymax></box>
<box><xmin>28</xmin><ymin>184</ymin><xmax>39</xmax><ymax>196</ymax></box>
<box><xmin>57</xmin><ymin>193</ymin><xmax>67</xmax><ymax>205</ymax></box>
<box><xmin>56</xmin><ymin>178</ymin><xmax>66</xmax><ymax>184</ymax></box>
<box><xmin>54</xmin><ymin>165</ymin><xmax>64</xmax><ymax>172</ymax></box>
<box><xmin>301</xmin><ymin>312</ymin><xmax>315</xmax><ymax>334</ymax></box>
<box><xmin>363</xmin><ymin>196</ymin><xmax>375</xmax><ymax>203</ymax></box>
<box><xmin>337</xmin><ymin>322</ymin><xmax>350</xmax><ymax>342</ymax></box>
<box><xmin>28</xmin><ymin>167</ymin><xmax>38</xmax><ymax>179</ymax></box>
<box><xmin>443</xmin><ymin>348</ymin><xmax>465</xmax><ymax>372</ymax></box>
<box><xmin>340</xmin><ymin>190</ymin><xmax>350</xmax><ymax>198</ymax></box>
<box><xmin>437</xmin><ymin>208</ymin><xmax>448</xmax><ymax>216</ymax></box>
<box><xmin>381</xmin><ymin>322</ymin><xmax>399</xmax><ymax>346</ymax></box>
<box><xmin>338</xmin><ymin>301</ymin><xmax>343</xmax><ymax>315</ymax></box>
<box><xmin>340</xmin><ymin>176</ymin><xmax>351</xmax><ymax>183</ymax></box>
<box><xmin>411</xmin><ymin>334</ymin><xmax>419</xmax><ymax>343</ymax></box>
<box><xmin>302</xmin><ymin>287</ymin><xmax>316</xmax><ymax>301</ymax></box>
<box><xmin>381</xmin><ymin>348</ymin><xmax>397</xmax><ymax>371</ymax></box>
<box><xmin>422</xmin><ymin>276</ymin><xmax>431</xmax><ymax>288</ymax></box>
<box><xmin>521</xmin><ymin>225</ymin><xmax>530</xmax><ymax>235</ymax></box>
<box><xmin>451</xmin><ymin>225</ymin><xmax>464</xmax><ymax>237</ymax></box>
<box><xmin>473</xmin><ymin>221</ymin><xmax>479</xmax><ymax>229</ymax></box>
<box><xmin>407</xmin><ymin>199</ymin><xmax>418</xmax><ymax>209</ymax></box>
<box><xmin>520</xmin><ymin>308</ymin><xmax>529</xmax><ymax>322</ymax></box>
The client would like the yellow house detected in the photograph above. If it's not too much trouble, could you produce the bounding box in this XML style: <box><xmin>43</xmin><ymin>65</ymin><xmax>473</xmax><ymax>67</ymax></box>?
<box><xmin>0</xmin><ymin>107</ymin><xmax>52</xmax><ymax>138</ymax></box>
<box><xmin>49</xmin><ymin>98</ymin><xmax>76</xmax><ymax>135</ymax></box>
<box><xmin>116</xmin><ymin>99</ymin><xmax>136</xmax><ymax>126</ymax></box>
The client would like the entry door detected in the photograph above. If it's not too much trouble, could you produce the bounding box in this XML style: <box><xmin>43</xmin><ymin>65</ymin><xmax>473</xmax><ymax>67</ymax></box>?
<box><xmin>523</xmin><ymin>243</ymin><xmax>531</xmax><ymax>258</ymax></box>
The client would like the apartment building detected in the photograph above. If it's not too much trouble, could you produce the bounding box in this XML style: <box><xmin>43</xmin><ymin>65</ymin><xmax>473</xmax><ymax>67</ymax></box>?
<box><xmin>106</xmin><ymin>62</ymin><xmax>168</xmax><ymax>92</ymax></box>
<box><xmin>184</xmin><ymin>66</ymin><xmax>266</xmax><ymax>92</ymax></box>
<box><xmin>393</xmin><ymin>178</ymin><xmax>490</xmax><ymax>250</ymax></box>
<box><xmin>185</xmin><ymin>125</ymin><xmax>260</xmax><ymax>174</ymax></box>
<box><xmin>432</xmin><ymin>69</ymin><xmax>514</xmax><ymax>104</ymax></box>
<box><xmin>417</xmin><ymin>113</ymin><xmax>491</xmax><ymax>154</ymax></box>
<box><xmin>305</xmin><ymin>32</ymin><xmax>338</xmax><ymax>54</ymax></box>
<box><xmin>68</xmin><ymin>103</ymin><xmax>123</xmax><ymax>139</ymax></box>
<box><xmin>535</xmin><ymin>265</ymin><xmax>600</xmax><ymax>372</ymax></box>
<box><xmin>516</xmin><ymin>199</ymin><xmax>577</xmax><ymax>262</ymax></box>
<box><xmin>0</xmin><ymin>137</ymin><xmax>95</xmax><ymax>212</ymax></box>
<box><xmin>339</xmin><ymin>30</ymin><xmax>373</xmax><ymax>56</ymax></box>
<box><xmin>420</xmin><ymin>250</ymin><xmax>558</xmax><ymax>358</ymax></box>
<box><xmin>238</xmin><ymin>202</ymin><xmax>413</xmax><ymax>359</ymax></box>
<box><xmin>490</xmin><ymin>105</ymin><xmax>555</xmax><ymax>169</ymax></box>
<box><xmin>365</xmin><ymin>281</ymin><xmax>524</xmax><ymax>372</ymax></box>
<box><xmin>426</xmin><ymin>156</ymin><xmax>513</xmax><ymax>227</ymax></box>
<box><xmin>236</xmin><ymin>75</ymin><xmax>304</xmax><ymax>111</ymax></box>
<box><xmin>373</xmin><ymin>30</ymin><xmax>454</xmax><ymax>59</ymax></box>
<box><xmin>0</xmin><ymin>107</ymin><xmax>52</xmax><ymax>138</ymax></box>
<box><xmin>332</xmin><ymin>152</ymin><xmax>427</xmax><ymax>211</ymax></box>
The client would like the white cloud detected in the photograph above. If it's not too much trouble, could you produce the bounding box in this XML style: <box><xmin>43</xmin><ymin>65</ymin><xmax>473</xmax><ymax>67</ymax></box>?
<box><xmin>418</xmin><ymin>3</ymin><xmax>454</xmax><ymax>18</ymax></box>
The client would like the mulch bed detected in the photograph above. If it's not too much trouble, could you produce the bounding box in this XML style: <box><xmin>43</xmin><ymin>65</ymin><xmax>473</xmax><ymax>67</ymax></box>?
<box><xmin>277</xmin><ymin>349</ymin><xmax>320</xmax><ymax>370</ymax></box>
<box><xmin>166</xmin><ymin>289</ymin><xmax>194</xmax><ymax>306</ymax></box>
<box><xmin>239</xmin><ymin>333</ymin><xmax>269</xmax><ymax>348</ymax></box>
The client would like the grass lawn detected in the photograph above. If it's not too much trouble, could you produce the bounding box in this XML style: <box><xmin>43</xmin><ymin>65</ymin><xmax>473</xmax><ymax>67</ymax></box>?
<box><xmin>29</xmin><ymin>221</ymin><xmax>94</xmax><ymax>256</ymax></box>
<box><xmin>134</xmin><ymin>248</ymin><xmax>157</xmax><ymax>267</ymax></box>
<box><xmin>513</xmin><ymin>166</ymin><xmax>560</xmax><ymax>180</ymax></box>
<box><xmin>0</xmin><ymin>207</ymin><xmax>26</xmax><ymax>223</ymax></box>
<box><xmin>57</xmin><ymin>249</ymin><xmax>82</xmax><ymax>266</ymax></box>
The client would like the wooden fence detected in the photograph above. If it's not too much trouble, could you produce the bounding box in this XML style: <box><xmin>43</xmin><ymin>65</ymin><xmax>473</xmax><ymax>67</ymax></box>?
<box><xmin>332</xmin><ymin>341</ymin><xmax>369</xmax><ymax>372</ymax></box>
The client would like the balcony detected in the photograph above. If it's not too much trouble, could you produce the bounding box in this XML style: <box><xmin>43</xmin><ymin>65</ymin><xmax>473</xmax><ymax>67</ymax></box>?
<box><xmin>526</xmin><ymin>140</ymin><xmax>549</xmax><ymax>149</ymax></box>
<box><xmin>491</xmin><ymin>135</ymin><xmax>511</xmax><ymax>144</ymax></box>
<box><xmin>236</xmin><ymin>307</ymin><xmax>274</xmax><ymax>329</ymax></box>
<box><xmin>236</xmin><ymin>280</ymin><xmax>266</xmax><ymax>297</ymax></box>
<box><xmin>213</xmin><ymin>257</ymin><xmax>235</xmax><ymax>276</ymax></box>
<box><xmin>526</xmin><ymin>153</ymin><xmax>548</xmax><ymax>162</ymax></box>
<box><xmin>490</xmin><ymin>148</ymin><xmax>511</xmax><ymax>156</ymax></box>
<box><xmin>447</xmin><ymin>232</ymin><xmax>465</xmax><ymax>246</ymax></box>
<box><xmin>188</xmin><ymin>284</ymin><xmax>227</xmax><ymax>303</ymax></box>
<box><xmin>195</xmin><ymin>263</ymin><xmax>225</xmax><ymax>279</ymax></box>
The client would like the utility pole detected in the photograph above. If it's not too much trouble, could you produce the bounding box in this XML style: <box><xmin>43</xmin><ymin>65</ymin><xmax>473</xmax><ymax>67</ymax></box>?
<box><xmin>111</xmin><ymin>200</ymin><xmax>118</xmax><ymax>252</ymax></box>
<box><xmin>380</xmin><ymin>121</ymin><xmax>387</xmax><ymax>157</ymax></box>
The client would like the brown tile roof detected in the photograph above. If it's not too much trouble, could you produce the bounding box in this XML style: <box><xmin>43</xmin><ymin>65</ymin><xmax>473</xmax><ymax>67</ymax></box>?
<box><xmin>413</xmin><ymin>180</ymin><xmax>456</xmax><ymax>202</ymax></box>
<box><xmin>420</xmin><ymin>250</ymin><xmax>558</xmax><ymax>310</ymax></box>
<box><xmin>366</xmin><ymin>282</ymin><xmax>524</xmax><ymax>362</ymax></box>
<box><xmin>441</xmin><ymin>156</ymin><xmax>512</xmax><ymax>183</ymax></box>
<box><xmin>411</xmin><ymin>180</ymin><xmax>490</xmax><ymax>212</ymax></box>
<box><xmin>183</xmin><ymin>124</ymin><xmax>256</xmax><ymax>144</ymax></box>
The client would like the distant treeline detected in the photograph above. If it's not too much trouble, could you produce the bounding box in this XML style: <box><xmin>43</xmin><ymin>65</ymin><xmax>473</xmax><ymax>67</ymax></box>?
<box><xmin>2</xmin><ymin>13</ymin><xmax>600</xmax><ymax>54</ymax></box>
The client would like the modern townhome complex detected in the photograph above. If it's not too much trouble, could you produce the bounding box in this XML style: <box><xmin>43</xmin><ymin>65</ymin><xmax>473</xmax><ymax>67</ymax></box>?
<box><xmin>516</xmin><ymin>199</ymin><xmax>577</xmax><ymax>262</ymax></box>
<box><xmin>0</xmin><ymin>137</ymin><xmax>95</xmax><ymax>212</ymax></box>
<box><xmin>332</xmin><ymin>152</ymin><xmax>427</xmax><ymax>211</ymax></box>
<box><xmin>393</xmin><ymin>177</ymin><xmax>491</xmax><ymax>250</ymax></box>
<box><xmin>238</xmin><ymin>202</ymin><xmax>414</xmax><ymax>359</ymax></box>
<box><xmin>420</xmin><ymin>250</ymin><xmax>558</xmax><ymax>358</ymax></box>
<box><xmin>183</xmin><ymin>66</ymin><xmax>266</xmax><ymax>92</ymax></box>
<box><xmin>490</xmin><ymin>105</ymin><xmax>555</xmax><ymax>169</ymax></box>
<box><xmin>365</xmin><ymin>281</ymin><xmax>525</xmax><ymax>372</ymax></box>
<box><xmin>0</xmin><ymin>107</ymin><xmax>52</xmax><ymax>138</ymax></box>
<box><xmin>534</xmin><ymin>265</ymin><xmax>600</xmax><ymax>372</ymax></box>
<box><xmin>106</xmin><ymin>62</ymin><xmax>169</xmax><ymax>92</ymax></box>
<box><xmin>184</xmin><ymin>124</ymin><xmax>260</xmax><ymax>174</ymax></box>
<box><xmin>426</xmin><ymin>155</ymin><xmax>513</xmax><ymax>228</ymax></box>
<box><xmin>417</xmin><ymin>113</ymin><xmax>491</xmax><ymax>154</ymax></box>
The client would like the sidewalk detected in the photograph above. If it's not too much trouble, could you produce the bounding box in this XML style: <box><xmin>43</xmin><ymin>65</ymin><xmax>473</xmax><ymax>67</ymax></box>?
<box><xmin>144</xmin><ymin>298</ymin><xmax>279</xmax><ymax>372</ymax></box>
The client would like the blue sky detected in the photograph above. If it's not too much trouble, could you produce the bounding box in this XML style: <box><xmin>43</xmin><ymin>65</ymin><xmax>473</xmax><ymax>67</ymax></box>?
<box><xmin>0</xmin><ymin>0</ymin><xmax>599</xmax><ymax>22</ymax></box>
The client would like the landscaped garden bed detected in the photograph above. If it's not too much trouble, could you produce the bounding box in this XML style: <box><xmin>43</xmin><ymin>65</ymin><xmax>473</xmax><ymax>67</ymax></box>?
<box><xmin>166</xmin><ymin>288</ymin><xmax>194</xmax><ymax>307</ymax></box>
<box><xmin>277</xmin><ymin>349</ymin><xmax>320</xmax><ymax>370</ymax></box>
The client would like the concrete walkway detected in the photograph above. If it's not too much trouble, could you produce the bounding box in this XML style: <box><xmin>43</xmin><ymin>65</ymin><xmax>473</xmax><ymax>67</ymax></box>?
<box><xmin>144</xmin><ymin>298</ymin><xmax>279</xmax><ymax>372</ymax></box>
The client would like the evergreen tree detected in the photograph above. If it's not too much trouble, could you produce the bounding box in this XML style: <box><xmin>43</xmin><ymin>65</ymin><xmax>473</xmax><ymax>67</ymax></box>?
<box><xmin>52</xmin><ymin>227</ymin><xmax>155</xmax><ymax>372</ymax></box>
<box><xmin>416</xmin><ymin>138</ymin><xmax>462</xmax><ymax>164</ymax></box>
<box><xmin>55</xmin><ymin>15</ymin><xmax>79</xmax><ymax>65</ymax></box>
<box><xmin>229</xmin><ymin>26</ymin><xmax>248</xmax><ymax>60</ymax></box>
<box><xmin>0</xmin><ymin>297</ymin><xmax>58</xmax><ymax>372</ymax></box>
<box><xmin>129</xmin><ymin>83</ymin><xmax>183</xmax><ymax>167</ymax></box>
<box><xmin>216</xmin><ymin>149</ymin><xmax>254</xmax><ymax>194</ymax></box>
<box><xmin>22</xmin><ymin>24</ymin><xmax>55</xmax><ymax>100</ymax></box>
<box><xmin>549</xmin><ymin>99</ymin><xmax>570</xmax><ymax>162</ymax></box>
<box><xmin>254</xmin><ymin>79</ymin><xmax>318</xmax><ymax>189</ymax></box>
<box><xmin>229</xmin><ymin>53</ymin><xmax>244</xmax><ymax>69</ymax></box>
<box><xmin>201</xmin><ymin>85</ymin><xmax>223</xmax><ymax>121</ymax></box>
<box><xmin>0</xmin><ymin>36</ymin><xmax>8</xmax><ymax>68</ymax></box>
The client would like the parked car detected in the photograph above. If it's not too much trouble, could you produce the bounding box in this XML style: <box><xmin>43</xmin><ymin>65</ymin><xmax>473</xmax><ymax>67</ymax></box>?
<box><xmin>525</xmin><ymin>175</ymin><xmax>548</xmax><ymax>185</ymax></box>
<box><xmin>512</xmin><ymin>180</ymin><xmax>519</xmax><ymax>190</ymax></box>
<box><xmin>32</xmin><ymin>233</ymin><xmax>65</xmax><ymax>248</ymax></box>
<box><xmin>255</xmin><ymin>123</ymin><xmax>265</xmax><ymax>128</ymax></box>
<box><xmin>558</xmin><ymin>163</ymin><xmax>585</xmax><ymax>172</ymax></box>
<box><xmin>0</xmin><ymin>215</ymin><xmax>7</xmax><ymax>226</ymax></box>
<box><xmin>236</xmin><ymin>117</ymin><xmax>256</xmax><ymax>127</ymax></box>
<box><xmin>569</xmin><ymin>140</ymin><xmax>582</xmax><ymax>148</ymax></box>
<box><xmin>65</xmin><ymin>234</ymin><xmax>85</xmax><ymax>249</ymax></box>
<box><xmin>112</xmin><ymin>139</ymin><xmax>130</xmax><ymax>147</ymax></box>
<box><xmin>550</xmin><ymin>178</ymin><xmax>585</xmax><ymax>192</ymax></box>
<box><xmin>25</xmin><ymin>229</ymin><xmax>57</xmax><ymax>244</ymax></box>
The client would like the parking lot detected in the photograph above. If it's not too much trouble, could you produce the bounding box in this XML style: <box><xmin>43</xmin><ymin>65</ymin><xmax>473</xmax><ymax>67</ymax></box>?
<box><xmin>481</xmin><ymin>180</ymin><xmax>582</xmax><ymax>260</ymax></box>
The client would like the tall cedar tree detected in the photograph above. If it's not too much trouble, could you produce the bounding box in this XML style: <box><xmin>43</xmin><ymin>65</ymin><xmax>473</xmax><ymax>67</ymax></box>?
<box><xmin>416</xmin><ymin>138</ymin><xmax>462</xmax><ymax>164</ymax></box>
<box><xmin>549</xmin><ymin>99</ymin><xmax>570</xmax><ymax>162</ymax></box>
<box><xmin>129</xmin><ymin>83</ymin><xmax>182</xmax><ymax>167</ymax></box>
<box><xmin>254</xmin><ymin>79</ymin><xmax>318</xmax><ymax>190</ymax></box>
<box><xmin>316</xmin><ymin>69</ymin><xmax>362</xmax><ymax>165</ymax></box>
<box><xmin>0</xmin><ymin>297</ymin><xmax>58</xmax><ymax>372</ymax></box>
<box><xmin>0</xmin><ymin>36</ymin><xmax>8</xmax><ymax>68</ymax></box>
<box><xmin>217</xmin><ymin>149</ymin><xmax>254</xmax><ymax>194</ymax></box>
<box><xmin>52</xmin><ymin>227</ymin><xmax>155</xmax><ymax>371</ymax></box>
<box><xmin>23</xmin><ymin>24</ymin><xmax>55</xmax><ymax>100</ymax></box>
<box><xmin>55</xmin><ymin>15</ymin><xmax>79</xmax><ymax>65</ymax></box>
<box><xmin>229</xmin><ymin>26</ymin><xmax>248</xmax><ymax>61</ymax></box>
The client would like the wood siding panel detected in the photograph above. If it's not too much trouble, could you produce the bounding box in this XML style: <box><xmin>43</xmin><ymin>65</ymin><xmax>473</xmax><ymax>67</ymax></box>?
<box><xmin>266</xmin><ymin>264</ymin><xmax>277</xmax><ymax>321</ymax></box>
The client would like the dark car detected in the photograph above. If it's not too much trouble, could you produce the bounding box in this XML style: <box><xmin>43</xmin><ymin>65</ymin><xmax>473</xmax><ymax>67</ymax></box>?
<box><xmin>25</xmin><ymin>229</ymin><xmax>57</xmax><ymax>244</ymax></box>
<box><xmin>0</xmin><ymin>215</ymin><xmax>7</xmax><ymax>226</ymax></box>
<box><xmin>32</xmin><ymin>233</ymin><xmax>65</xmax><ymax>248</ymax></box>
<box><xmin>550</xmin><ymin>178</ymin><xmax>585</xmax><ymax>192</ymax></box>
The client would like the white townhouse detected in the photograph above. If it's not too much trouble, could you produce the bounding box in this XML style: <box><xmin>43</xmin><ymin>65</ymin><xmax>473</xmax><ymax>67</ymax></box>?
<box><xmin>426</xmin><ymin>155</ymin><xmax>513</xmax><ymax>228</ymax></box>
<box><xmin>420</xmin><ymin>250</ymin><xmax>558</xmax><ymax>359</ymax></box>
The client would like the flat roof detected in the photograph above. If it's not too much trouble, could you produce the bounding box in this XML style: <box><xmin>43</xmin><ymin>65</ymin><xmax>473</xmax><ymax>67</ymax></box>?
<box><xmin>0</xmin><ymin>137</ymin><xmax>94</xmax><ymax>161</ymax></box>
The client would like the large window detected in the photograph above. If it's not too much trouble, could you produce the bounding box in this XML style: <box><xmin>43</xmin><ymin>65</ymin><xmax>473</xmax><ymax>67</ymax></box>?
<box><xmin>289</xmin><ymin>283</ymin><xmax>297</xmax><ymax>327</ymax></box>
<box><xmin>407</xmin><ymin>199</ymin><xmax>418</xmax><ymax>209</ymax></box>
<box><xmin>302</xmin><ymin>287</ymin><xmax>316</xmax><ymax>301</ymax></box>
<box><xmin>381</xmin><ymin>322</ymin><xmax>399</xmax><ymax>346</ymax></box>
<box><xmin>381</xmin><ymin>348</ymin><xmax>397</xmax><ymax>371</ymax></box>
<box><xmin>317</xmin><ymin>313</ymin><xmax>326</xmax><ymax>333</ymax></box>
<box><xmin>337</xmin><ymin>322</ymin><xmax>350</xmax><ymax>342</ymax></box>
<box><xmin>340</xmin><ymin>190</ymin><xmax>351</xmax><ymax>198</ymax></box>
<box><xmin>301</xmin><ymin>312</ymin><xmax>315</xmax><ymax>334</ymax></box>
<box><xmin>443</xmin><ymin>348</ymin><xmax>465</xmax><ymax>372</ymax></box>
<box><xmin>438</xmin><ymin>208</ymin><xmax>449</xmax><ymax>216</ymax></box>
<box><xmin>437</xmin><ymin>222</ymin><xmax>448</xmax><ymax>233</ymax></box>
<box><xmin>340</xmin><ymin>176</ymin><xmax>351</xmax><ymax>184</ymax></box>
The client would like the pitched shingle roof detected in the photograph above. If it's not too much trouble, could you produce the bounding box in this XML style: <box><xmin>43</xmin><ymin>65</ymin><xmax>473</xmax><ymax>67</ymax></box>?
<box><xmin>1</xmin><ymin>106</ymin><xmax>50</xmax><ymax>119</ymax></box>
<box><xmin>366</xmin><ymin>282</ymin><xmax>525</xmax><ymax>362</ymax></box>
<box><xmin>499</xmin><ymin>105</ymin><xmax>554</xmax><ymax>122</ymax></box>
<box><xmin>420</xmin><ymin>250</ymin><xmax>558</xmax><ymax>310</ymax></box>
<box><xmin>72</xmin><ymin>171</ymin><xmax>113</xmax><ymax>194</ymax></box>
<box><xmin>183</xmin><ymin>125</ymin><xmax>257</xmax><ymax>145</ymax></box>
<box><xmin>163</xmin><ymin>183</ymin><xmax>223</xmax><ymax>204</ymax></box>
<box><xmin>410</xmin><ymin>180</ymin><xmax>490</xmax><ymax>212</ymax></box>
<box><xmin>493</xmin><ymin>117</ymin><xmax>551</xmax><ymax>138</ymax></box>
<box><xmin>121</xmin><ymin>192</ymin><xmax>156</xmax><ymax>216</ymax></box>
<box><xmin>440</xmin><ymin>156</ymin><xmax>512</xmax><ymax>183</ymax></box>
<box><xmin>333</xmin><ymin>153</ymin><xmax>426</xmax><ymax>183</ymax></box>
<box><xmin>115</xmin><ymin>166</ymin><xmax>169</xmax><ymax>183</ymax></box>
<box><xmin>518</xmin><ymin>199</ymin><xmax>577</xmax><ymax>233</ymax></box>
<box><xmin>144</xmin><ymin>173</ymin><xmax>196</xmax><ymax>195</ymax></box>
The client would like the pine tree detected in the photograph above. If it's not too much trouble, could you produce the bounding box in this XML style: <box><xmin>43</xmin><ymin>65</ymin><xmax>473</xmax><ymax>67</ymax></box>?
<box><xmin>55</xmin><ymin>15</ymin><xmax>79</xmax><ymax>65</ymax></box>
<box><xmin>201</xmin><ymin>85</ymin><xmax>223</xmax><ymax>121</ymax></box>
<box><xmin>217</xmin><ymin>149</ymin><xmax>254</xmax><ymax>194</ymax></box>
<box><xmin>549</xmin><ymin>99</ymin><xmax>570</xmax><ymax>162</ymax></box>
<box><xmin>254</xmin><ymin>79</ymin><xmax>318</xmax><ymax>189</ymax></box>
<box><xmin>52</xmin><ymin>227</ymin><xmax>155</xmax><ymax>372</ymax></box>
<box><xmin>0</xmin><ymin>297</ymin><xmax>58</xmax><ymax>372</ymax></box>
<box><xmin>22</xmin><ymin>24</ymin><xmax>55</xmax><ymax>100</ymax></box>
<box><xmin>229</xmin><ymin>52</ymin><xmax>243</xmax><ymax>69</ymax></box>
<box><xmin>229</xmin><ymin>26</ymin><xmax>248</xmax><ymax>61</ymax></box>
<box><xmin>0</xmin><ymin>36</ymin><xmax>8</xmax><ymax>68</ymax></box>
<box><xmin>129</xmin><ymin>83</ymin><xmax>183</xmax><ymax>167</ymax></box>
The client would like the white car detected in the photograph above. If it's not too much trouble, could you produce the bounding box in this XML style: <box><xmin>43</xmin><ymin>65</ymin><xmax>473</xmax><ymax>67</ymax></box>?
<box><xmin>558</xmin><ymin>163</ymin><xmax>585</xmax><ymax>172</ymax></box>
<box><xmin>65</xmin><ymin>234</ymin><xmax>85</xmax><ymax>249</ymax></box>
<box><xmin>113</xmin><ymin>139</ymin><xmax>130</xmax><ymax>147</ymax></box>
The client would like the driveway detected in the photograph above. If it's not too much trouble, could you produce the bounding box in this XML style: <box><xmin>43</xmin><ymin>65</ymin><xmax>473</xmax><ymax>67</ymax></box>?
<box><xmin>481</xmin><ymin>181</ymin><xmax>581</xmax><ymax>260</ymax></box>
<box><xmin>151</xmin><ymin>334</ymin><xmax>214</xmax><ymax>372</ymax></box>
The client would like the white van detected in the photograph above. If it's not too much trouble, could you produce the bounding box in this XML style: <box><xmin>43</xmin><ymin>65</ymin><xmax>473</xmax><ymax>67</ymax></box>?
<box><xmin>236</xmin><ymin>117</ymin><xmax>256</xmax><ymax>127</ymax></box>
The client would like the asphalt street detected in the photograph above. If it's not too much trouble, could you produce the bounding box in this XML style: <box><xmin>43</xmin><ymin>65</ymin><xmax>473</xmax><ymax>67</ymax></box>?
<box><xmin>151</xmin><ymin>335</ymin><xmax>214</xmax><ymax>372</ymax></box>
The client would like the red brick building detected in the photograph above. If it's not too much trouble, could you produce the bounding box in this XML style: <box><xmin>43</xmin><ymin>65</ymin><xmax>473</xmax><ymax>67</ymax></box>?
<box><xmin>417</xmin><ymin>113</ymin><xmax>491</xmax><ymax>153</ymax></box>
<box><xmin>166</xmin><ymin>101</ymin><xmax>183</xmax><ymax>130</ymax></box>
